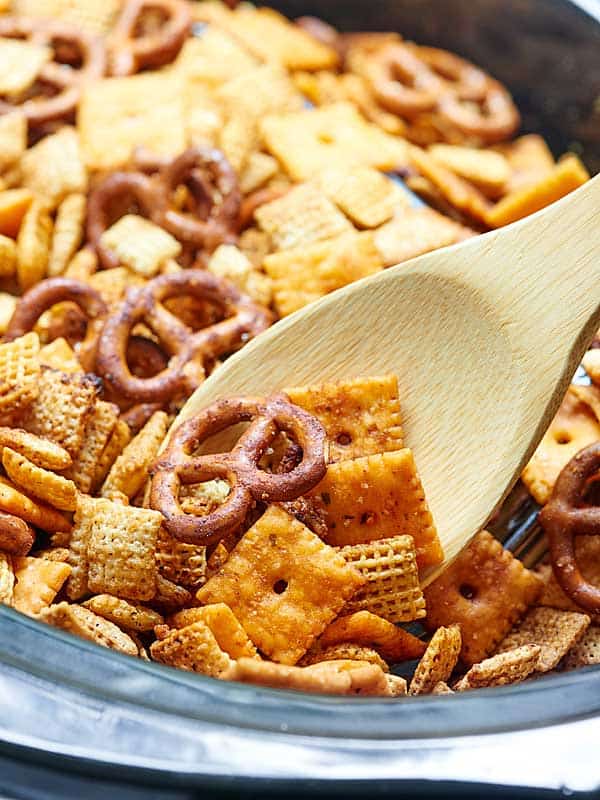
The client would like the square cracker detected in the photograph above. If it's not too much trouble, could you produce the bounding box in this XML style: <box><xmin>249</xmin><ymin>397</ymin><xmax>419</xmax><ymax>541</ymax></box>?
<box><xmin>261</xmin><ymin>103</ymin><xmax>409</xmax><ymax>181</ymax></box>
<box><xmin>20</xmin><ymin>127</ymin><xmax>87</xmax><ymax>212</ymax></box>
<box><xmin>423</xmin><ymin>531</ymin><xmax>542</xmax><ymax>665</ymax></box>
<box><xmin>12</xmin><ymin>556</ymin><xmax>71</xmax><ymax>616</ymax></box>
<box><xmin>308</xmin><ymin>449</ymin><xmax>443</xmax><ymax>570</ymax></box>
<box><xmin>78</xmin><ymin>73</ymin><xmax>187</xmax><ymax>171</ymax></box>
<box><xmin>0</xmin><ymin>332</ymin><xmax>40</xmax><ymax>423</ymax></box>
<box><xmin>496</xmin><ymin>606</ymin><xmax>590</xmax><ymax>672</ymax></box>
<box><xmin>284</xmin><ymin>374</ymin><xmax>404</xmax><ymax>463</ymax></box>
<box><xmin>264</xmin><ymin>230</ymin><xmax>383</xmax><ymax>317</ymax></box>
<box><xmin>316</xmin><ymin>167</ymin><xmax>396</xmax><ymax>229</ymax></box>
<box><xmin>174</xmin><ymin>28</ymin><xmax>257</xmax><ymax>87</ymax></box>
<box><xmin>562</xmin><ymin>625</ymin><xmax>600</xmax><ymax>670</ymax></box>
<box><xmin>454</xmin><ymin>644</ymin><xmax>541</xmax><ymax>691</ymax></box>
<box><xmin>374</xmin><ymin>206</ymin><xmax>468</xmax><ymax>267</ymax></box>
<box><xmin>0</xmin><ymin>39</ymin><xmax>50</xmax><ymax>95</ymax></box>
<box><xmin>196</xmin><ymin>506</ymin><xmax>365</xmax><ymax>665</ymax></box>
<box><xmin>409</xmin><ymin>625</ymin><xmax>462</xmax><ymax>695</ymax></box>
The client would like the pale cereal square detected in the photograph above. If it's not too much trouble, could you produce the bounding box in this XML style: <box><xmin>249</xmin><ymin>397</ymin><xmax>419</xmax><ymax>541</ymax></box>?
<box><xmin>374</xmin><ymin>206</ymin><xmax>467</xmax><ymax>267</ymax></box>
<box><xmin>0</xmin><ymin>39</ymin><xmax>50</xmax><ymax>94</ymax></box>
<box><xmin>38</xmin><ymin>602</ymin><xmax>138</xmax><ymax>655</ymax></box>
<box><xmin>63</xmin><ymin>401</ymin><xmax>119</xmax><ymax>493</ymax></box>
<box><xmin>0</xmin><ymin>332</ymin><xmax>41</xmax><ymax>423</ymax></box>
<box><xmin>173</xmin><ymin>28</ymin><xmax>257</xmax><ymax>87</ymax></box>
<box><xmin>20</xmin><ymin>128</ymin><xmax>87</xmax><ymax>211</ymax></box>
<box><xmin>100</xmin><ymin>215</ymin><xmax>181</xmax><ymax>277</ymax></box>
<box><xmin>317</xmin><ymin>167</ymin><xmax>396</xmax><ymax>228</ymax></box>
<box><xmin>454</xmin><ymin>645</ymin><xmax>541</xmax><ymax>691</ymax></box>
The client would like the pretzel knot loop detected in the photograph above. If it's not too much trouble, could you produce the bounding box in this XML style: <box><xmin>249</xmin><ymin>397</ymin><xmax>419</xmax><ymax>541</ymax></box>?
<box><xmin>108</xmin><ymin>0</ymin><xmax>192</xmax><ymax>76</ymax></box>
<box><xmin>0</xmin><ymin>17</ymin><xmax>106</xmax><ymax>126</ymax></box>
<box><xmin>96</xmin><ymin>270</ymin><xmax>272</xmax><ymax>404</ymax></box>
<box><xmin>539</xmin><ymin>442</ymin><xmax>600</xmax><ymax>613</ymax></box>
<box><xmin>150</xmin><ymin>395</ymin><xmax>328</xmax><ymax>545</ymax></box>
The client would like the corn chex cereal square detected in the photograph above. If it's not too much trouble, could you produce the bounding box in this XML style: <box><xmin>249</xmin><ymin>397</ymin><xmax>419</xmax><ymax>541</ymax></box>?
<box><xmin>255</xmin><ymin>183</ymin><xmax>353</xmax><ymax>251</ymax></box>
<box><xmin>284</xmin><ymin>374</ymin><xmax>404</xmax><ymax>463</ymax></box>
<box><xmin>100</xmin><ymin>215</ymin><xmax>181</xmax><ymax>278</ymax></box>
<box><xmin>0</xmin><ymin>112</ymin><xmax>26</xmax><ymax>172</ymax></box>
<box><xmin>374</xmin><ymin>205</ymin><xmax>469</xmax><ymax>267</ymax></box>
<box><xmin>409</xmin><ymin>625</ymin><xmax>462</xmax><ymax>695</ymax></box>
<box><xmin>308</xmin><ymin>449</ymin><xmax>443</xmax><ymax>570</ymax></box>
<box><xmin>261</xmin><ymin>103</ymin><xmax>409</xmax><ymax>181</ymax></box>
<box><xmin>454</xmin><ymin>645</ymin><xmax>541</xmax><ymax>691</ymax></box>
<box><xmin>264</xmin><ymin>230</ymin><xmax>383</xmax><ymax>317</ymax></box>
<box><xmin>20</xmin><ymin>128</ymin><xmax>87</xmax><ymax>212</ymax></box>
<box><xmin>0</xmin><ymin>39</ymin><xmax>50</xmax><ymax>95</ymax></box>
<box><xmin>428</xmin><ymin>145</ymin><xmax>510</xmax><ymax>196</ymax></box>
<box><xmin>156</xmin><ymin>527</ymin><xmax>207</xmax><ymax>590</ymax></box>
<box><xmin>207</xmin><ymin>244</ymin><xmax>273</xmax><ymax>307</ymax></box>
<box><xmin>174</xmin><ymin>28</ymin><xmax>257</xmax><ymax>87</ymax></box>
<box><xmin>0</xmin><ymin>332</ymin><xmax>41</xmax><ymax>423</ymax></box>
<box><xmin>150</xmin><ymin>620</ymin><xmax>234</xmax><ymax>677</ymax></box>
<box><xmin>196</xmin><ymin>505</ymin><xmax>365</xmax><ymax>665</ymax></box>
<box><xmin>38</xmin><ymin>602</ymin><xmax>138</xmax><ymax>656</ymax></box>
<box><xmin>48</xmin><ymin>193</ymin><xmax>86</xmax><ymax>277</ymax></box>
<box><xmin>78</xmin><ymin>74</ymin><xmax>187</xmax><ymax>170</ymax></box>
<box><xmin>316</xmin><ymin>167</ymin><xmax>396</xmax><ymax>228</ymax></box>
<box><xmin>423</xmin><ymin>531</ymin><xmax>542</xmax><ymax>666</ymax></box>
<box><xmin>299</xmin><ymin>643</ymin><xmax>389</xmax><ymax>672</ymax></box>
<box><xmin>562</xmin><ymin>625</ymin><xmax>600</xmax><ymax>670</ymax></box>
<box><xmin>13</xmin><ymin>0</ymin><xmax>122</xmax><ymax>34</ymax></box>
<box><xmin>338</xmin><ymin>534</ymin><xmax>425</xmax><ymax>623</ymax></box>
<box><xmin>63</xmin><ymin>400</ymin><xmax>119</xmax><ymax>493</ymax></box>
<box><xmin>0</xmin><ymin>553</ymin><xmax>13</xmax><ymax>605</ymax></box>
<box><xmin>183</xmin><ymin>80</ymin><xmax>222</xmax><ymax>148</ymax></box>
<box><xmin>240</xmin><ymin>152</ymin><xmax>280</xmax><ymax>195</ymax></box>
<box><xmin>16</xmin><ymin>200</ymin><xmax>53</xmax><ymax>291</ymax></box>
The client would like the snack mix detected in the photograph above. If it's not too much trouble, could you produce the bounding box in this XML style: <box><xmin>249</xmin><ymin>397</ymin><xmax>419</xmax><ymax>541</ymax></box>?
<box><xmin>0</xmin><ymin>0</ymin><xmax>595</xmax><ymax>697</ymax></box>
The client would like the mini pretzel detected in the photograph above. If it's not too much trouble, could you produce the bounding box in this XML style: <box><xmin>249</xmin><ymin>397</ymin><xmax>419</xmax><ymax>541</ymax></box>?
<box><xmin>150</xmin><ymin>395</ymin><xmax>327</xmax><ymax>544</ymax></box>
<box><xmin>370</xmin><ymin>43</ymin><xmax>445</xmax><ymax>117</ymax></box>
<box><xmin>539</xmin><ymin>442</ymin><xmax>600</xmax><ymax>613</ymax></box>
<box><xmin>4</xmin><ymin>277</ymin><xmax>108</xmax><ymax>372</ymax></box>
<box><xmin>96</xmin><ymin>270</ymin><xmax>272</xmax><ymax>404</ymax></box>
<box><xmin>437</xmin><ymin>78</ymin><xmax>520</xmax><ymax>144</ymax></box>
<box><xmin>414</xmin><ymin>46</ymin><xmax>489</xmax><ymax>103</ymax></box>
<box><xmin>108</xmin><ymin>0</ymin><xmax>192</xmax><ymax>76</ymax></box>
<box><xmin>0</xmin><ymin>511</ymin><xmax>35</xmax><ymax>556</ymax></box>
<box><xmin>0</xmin><ymin>18</ymin><xmax>106</xmax><ymax>127</ymax></box>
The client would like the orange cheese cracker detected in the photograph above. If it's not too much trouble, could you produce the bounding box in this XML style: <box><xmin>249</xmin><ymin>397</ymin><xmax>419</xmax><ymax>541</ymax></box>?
<box><xmin>316</xmin><ymin>610</ymin><xmax>426</xmax><ymax>662</ymax></box>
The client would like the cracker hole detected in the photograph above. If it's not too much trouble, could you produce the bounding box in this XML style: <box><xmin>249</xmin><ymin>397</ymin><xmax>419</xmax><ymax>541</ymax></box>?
<box><xmin>360</xmin><ymin>511</ymin><xmax>377</xmax><ymax>526</ymax></box>
<box><xmin>273</xmin><ymin>579</ymin><xmax>288</xmax><ymax>594</ymax></box>
<box><xmin>336</xmin><ymin>432</ymin><xmax>352</xmax><ymax>446</ymax></box>
<box><xmin>459</xmin><ymin>583</ymin><xmax>477</xmax><ymax>600</ymax></box>
<box><xmin>554</xmin><ymin>433</ymin><xmax>572</xmax><ymax>445</ymax></box>
<box><xmin>317</xmin><ymin>132</ymin><xmax>335</xmax><ymax>145</ymax></box>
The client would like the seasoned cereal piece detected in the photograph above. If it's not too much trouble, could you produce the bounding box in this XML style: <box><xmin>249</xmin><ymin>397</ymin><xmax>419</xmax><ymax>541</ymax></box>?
<box><xmin>0</xmin><ymin>189</ymin><xmax>33</xmax><ymax>239</ymax></box>
<box><xmin>0</xmin><ymin>477</ymin><xmax>70</xmax><ymax>534</ymax></box>
<box><xmin>562</xmin><ymin>625</ymin><xmax>600</xmax><ymax>670</ymax></box>
<box><xmin>255</xmin><ymin>183</ymin><xmax>353</xmax><ymax>251</ymax></box>
<box><xmin>173</xmin><ymin>27</ymin><xmax>257</xmax><ymax>87</ymax></box>
<box><xmin>428</xmin><ymin>145</ymin><xmax>510</xmax><ymax>196</ymax></box>
<box><xmin>197</xmin><ymin>506</ymin><xmax>365</xmax><ymax>665</ymax></box>
<box><xmin>0</xmin><ymin>333</ymin><xmax>41</xmax><ymax>423</ymax></box>
<box><xmin>150</xmin><ymin>620</ymin><xmax>234</xmax><ymax>677</ymax></box>
<box><xmin>169</xmin><ymin>603</ymin><xmax>259</xmax><ymax>660</ymax></box>
<box><xmin>0</xmin><ymin>427</ymin><xmax>71</xmax><ymax>470</ymax></box>
<box><xmin>240</xmin><ymin>152</ymin><xmax>280</xmax><ymax>195</ymax></box>
<box><xmin>582</xmin><ymin>350</ymin><xmax>600</xmax><ymax>387</ymax></box>
<box><xmin>101</xmin><ymin>411</ymin><xmax>168</xmax><ymax>501</ymax></box>
<box><xmin>2</xmin><ymin>448</ymin><xmax>78</xmax><ymax>511</ymax></box>
<box><xmin>156</xmin><ymin>527</ymin><xmax>207</xmax><ymax>590</ymax></box>
<box><xmin>409</xmin><ymin>625</ymin><xmax>461</xmax><ymax>695</ymax></box>
<box><xmin>92</xmin><ymin>419</ymin><xmax>132</xmax><ymax>492</ymax></box>
<box><xmin>338</xmin><ymin>535</ymin><xmax>425</xmax><ymax>623</ymax></box>
<box><xmin>264</xmin><ymin>230</ymin><xmax>383</xmax><ymax>317</ymax></box>
<box><xmin>100</xmin><ymin>216</ymin><xmax>181</xmax><ymax>278</ymax></box>
<box><xmin>386</xmin><ymin>674</ymin><xmax>408</xmax><ymax>696</ymax></box>
<box><xmin>299</xmin><ymin>643</ymin><xmax>389</xmax><ymax>672</ymax></box>
<box><xmin>0</xmin><ymin>112</ymin><xmax>26</xmax><ymax>172</ymax></box>
<box><xmin>48</xmin><ymin>194</ymin><xmax>86</xmax><ymax>277</ymax></box>
<box><xmin>433</xmin><ymin>681</ymin><xmax>453</xmax><ymax>695</ymax></box>
<box><xmin>16</xmin><ymin>200</ymin><xmax>53</xmax><ymax>290</ymax></box>
<box><xmin>207</xmin><ymin>245</ymin><xmax>273</xmax><ymax>308</ymax></box>
<box><xmin>0</xmin><ymin>235</ymin><xmax>17</xmax><ymax>278</ymax></box>
<box><xmin>63</xmin><ymin>401</ymin><xmax>119</xmax><ymax>493</ymax></box>
<box><xmin>66</xmin><ymin>495</ymin><xmax>94</xmax><ymax>600</ymax></box>
<box><xmin>0</xmin><ymin>39</ymin><xmax>50</xmax><ymax>95</ymax></box>
<box><xmin>316</xmin><ymin>167</ymin><xmax>396</xmax><ymax>228</ymax></box>
<box><xmin>20</xmin><ymin>128</ymin><xmax>87</xmax><ymax>212</ymax></box>
<box><xmin>39</xmin><ymin>338</ymin><xmax>83</xmax><ymax>375</ymax></box>
<box><xmin>153</xmin><ymin>574</ymin><xmax>192</xmax><ymax>610</ymax></box>
<box><xmin>309</xmin><ymin>449</ymin><xmax>442</xmax><ymax>569</ymax></box>
<box><xmin>522</xmin><ymin>387</ymin><xmax>600</xmax><ymax>505</ymax></box>
<box><xmin>0</xmin><ymin>553</ymin><xmax>14</xmax><ymax>605</ymax></box>
<box><xmin>36</xmin><ymin>547</ymin><xmax>71</xmax><ymax>563</ymax></box>
<box><xmin>496</xmin><ymin>606</ymin><xmax>590</xmax><ymax>672</ymax></box>
<box><xmin>0</xmin><ymin>294</ymin><xmax>17</xmax><ymax>335</ymax></box>
<box><xmin>317</xmin><ymin>610</ymin><xmax>426</xmax><ymax>662</ymax></box>
<box><xmin>13</xmin><ymin>0</ymin><xmax>122</xmax><ymax>34</ymax></box>
<box><xmin>12</xmin><ymin>556</ymin><xmax>71</xmax><ymax>616</ymax></box>
<box><xmin>455</xmin><ymin>645</ymin><xmax>541</xmax><ymax>691</ymax></box>
<box><xmin>83</xmin><ymin>595</ymin><xmax>163</xmax><ymax>632</ymax></box>
<box><xmin>285</xmin><ymin>374</ymin><xmax>404</xmax><ymax>463</ymax></box>
<box><xmin>423</xmin><ymin>531</ymin><xmax>543</xmax><ymax>665</ymax></box>
<box><xmin>25</xmin><ymin>369</ymin><xmax>100</xmax><ymax>458</ymax></box>
<box><xmin>38</xmin><ymin>602</ymin><xmax>138</xmax><ymax>656</ymax></box>
<box><xmin>494</xmin><ymin>134</ymin><xmax>555</xmax><ymax>194</ymax></box>
<box><xmin>88</xmin><ymin>267</ymin><xmax>145</xmax><ymax>312</ymax></box>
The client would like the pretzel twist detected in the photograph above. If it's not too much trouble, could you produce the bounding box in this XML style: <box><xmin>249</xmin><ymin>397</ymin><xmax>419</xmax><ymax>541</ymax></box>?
<box><xmin>539</xmin><ymin>442</ymin><xmax>600</xmax><ymax>613</ymax></box>
<box><xmin>151</xmin><ymin>395</ymin><xmax>327</xmax><ymax>544</ymax></box>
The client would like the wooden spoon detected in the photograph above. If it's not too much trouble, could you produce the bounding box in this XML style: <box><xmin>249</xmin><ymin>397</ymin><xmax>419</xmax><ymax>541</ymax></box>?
<box><xmin>173</xmin><ymin>175</ymin><xmax>600</xmax><ymax>582</ymax></box>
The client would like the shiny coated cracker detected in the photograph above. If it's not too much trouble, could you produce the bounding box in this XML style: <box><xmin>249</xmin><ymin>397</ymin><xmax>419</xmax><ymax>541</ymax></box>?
<box><xmin>454</xmin><ymin>644</ymin><xmax>541</xmax><ymax>691</ymax></box>
<box><xmin>428</xmin><ymin>145</ymin><xmax>510</xmax><ymax>196</ymax></box>
<box><xmin>12</xmin><ymin>556</ymin><xmax>71</xmax><ymax>616</ymax></box>
<box><xmin>261</xmin><ymin>102</ymin><xmax>409</xmax><ymax>181</ymax></box>
<box><xmin>316</xmin><ymin>167</ymin><xmax>396</xmax><ymax>229</ymax></box>
<box><xmin>0</xmin><ymin>38</ymin><xmax>50</xmax><ymax>95</ymax></box>
<box><xmin>308</xmin><ymin>449</ymin><xmax>443</xmax><ymax>570</ymax></box>
<box><xmin>562</xmin><ymin>625</ymin><xmax>600</xmax><ymax>670</ymax></box>
<box><xmin>38</xmin><ymin>601</ymin><xmax>138</xmax><ymax>656</ymax></box>
<box><xmin>25</xmin><ymin>368</ymin><xmax>100</xmax><ymax>457</ymax></box>
<box><xmin>169</xmin><ymin>602</ymin><xmax>259</xmax><ymax>660</ymax></box>
<box><xmin>0</xmin><ymin>332</ymin><xmax>41</xmax><ymax>423</ymax></box>
<box><xmin>0</xmin><ymin>112</ymin><xmax>26</xmax><ymax>172</ymax></box>
<box><xmin>101</xmin><ymin>411</ymin><xmax>168</xmax><ymax>501</ymax></box>
<box><xmin>100</xmin><ymin>215</ymin><xmax>181</xmax><ymax>278</ymax></box>
<box><xmin>284</xmin><ymin>373</ymin><xmax>404</xmax><ymax>463</ymax></box>
<box><xmin>150</xmin><ymin>620</ymin><xmax>234</xmax><ymax>677</ymax></box>
<box><xmin>409</xmin><ymin>625</ymin><xmax>461</xmax><ymax>695</ymax></box>
<box><xmin>299</xmin><ymin>643</ymin><xmax>389</xmax><ymax>673</ymax></box>
<box><xmin>83</xmin><ymin>594</ymin><xmax>164</xmax><ymax>633</ymax></box>
<box><xmin>156</xmin><ymin>527</ymin><xmax>207</xmax><ymax>590</ymax></box>
<box><xmin>0</xmin><ymin>553</ymin><xmax>14</xmax><ymax>605</ymax></box>
<box><xmin>494</xmin><ymin>134</ymin><xmax>555</xmax><ymax>194</ymax></box>
<box><xmin>48</xmin><ymin>193</ymin><xmax>86</xmax><ymax>277</ymax></box>
<box><xmin>264</xmin><ymin>230</ymin><xmax>383</xmax><ymax>317</ymax></box>
<box><xmin>0</xmin><ymin>294</ymin><xmax>16</xmax><ymax>335</ymax></box>
<box><xmin>174</xmin><ymin>27</ymin><xmax>257</xmax><ymax>87</ymax></box>
<box><xmin>0</xmin><ymin>427</ymin><xmax>71</xmax><ymax>470</ymax></box>
<box><xmin>0</xmin><ymin>476</ymin><xmax>70</xmax><ymax>534</ymax></box>
<box><xmin>196</xmin><ymin>505</ymin><xmax>365</xmax><ymax>665</ymax></box>
<box><xmin>78</xmin><ymin>74</ymin><xmax>187</xmax><ymax>171</ymax></box>
<box><xmin>0</xmin><ymin>188</ymin><xmax>33</xmax><ymax>239</ymax></box>
<box><xmin>2</xmin><ymin>447</ymin><xmax>77</xmax><ymax>511</ymax></box>
<box><xmin>13</xmin><ymin>0</ymin><xmax>122</xmax><ymax>34</ymax></box>
<box><xmin>497</xmin><ymin>606</ymin><xmax>590</xmax><ymax>672</ymax></box>
<box><xmin>92</xmin><ymin>418</ymin><xmax>132</xmax><ymax>492</ymax></box>
<box><xmin>63</xmin><ymin>401</ymin><xmax>119</xmax><ymax>493</ymax></box>
<box><xmin>38</xmin><ymin>338</ymin><xmax>83</xmax><ymax>374</ymax></box>
<box><xmin>0</xmin><ymin>234</ymin><xmax>17</xmax><ymax>278</ymax></box>
<box><xmin>16</xmin><ymin>200</ymin><xmax>52</xmax><ymax>291</ymax></box>
<box><xmin>255</xmin><ymin>182</ymin><xmax>353</xmax><ymax>251</ymax></box>
<box><xmin>207</xmin><ymin>244</ymin><xmax>273</xmax><ymax>308</ymax></box>
<box><xmin>423</xmin><ymin>531</ymin><xmax>542</xmax><ymax>666</ymax></box>
<box><xmin>521</xmin><ymin>386</ymin><xmax>600</xmax><ymax>505</ymax></box>
<box><xmin>240</xmin><ymin>152</ymin><xmax>280</xmax><ymax>195</ymax></box>
<box><xmin>317</xmin><ymin>610</ymin><xmax>426</xmax><ymax>662</ymax></box>
<box><xmin>374</xmin><ymin>205</ymin><xmax>467</xmax><ymax>267</ymax></box>
<box><xmin>20</xmin><ymin>128</ymin><xmax>87</xmax><ymax>212</ymax></box>
<box><xmin>338</xmin><ymin>534</ymin><xmax>425</xmax><ymax>623</ymax></box>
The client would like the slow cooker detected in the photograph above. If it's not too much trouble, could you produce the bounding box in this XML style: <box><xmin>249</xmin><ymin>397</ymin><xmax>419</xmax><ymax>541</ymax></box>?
<box><xmin>1</xmin><ymin>0</ymin><xmax>599</xmax><ymax>797</ymax></box>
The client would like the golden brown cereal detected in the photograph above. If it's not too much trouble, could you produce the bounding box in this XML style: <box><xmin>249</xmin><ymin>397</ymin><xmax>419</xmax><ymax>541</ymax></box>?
<box><xmin>13</xmin><ymin>0</ymin><xmax>122</xmax><ymax>34</ymax></box>
<box><xmin>494</xmin><ymin>134</ymin><xmax>555</xmax><ymax>194</ymax></box>
<box><xmin>20</xmin><ymin>129</ymin><xmax>88</xmax><ymax>212</ymax></box>
<box><xmin>183</xmin><ymin>80</ymin><xmax>222</xmax><ymax>148</ymax></box>
<box><xmin>153</xmin><ymin>574</ymin><xmax>192</xmax><ymax>610</ymax></box>
<box><xmin>196</xmin><ymin>506</ymin><xmax>365</xmax><ymax>665</ymax></box>
<box><xmin>428</xmin><ymin>145</ymin><xmax>510</xmax><ymax>196</ymax></box>
<box><xmin>240</xmin><ymin>152</ymin><xmax>280</xmax><ymax>195</ymax></box>
<box><xmin>255</xmin><ymin>183</ymin><xmax>353</xmax><ymax>251</ymax></box>
<box><xmin>12</xmin><ymin>556</ymin><xmax>71</xmax><ymax>616</ymax></box>
<box><xmin>582</xmin><ymin>350</ymin><xmax>600</xmax><ymax>386</ymax></box>
<box><xmin>285</xmin><ymin>374</ymin><xmax>404</xmax><ymax>463</ymax></box>
<box><xmin>299</xmin><ymin>643</ymin><xmax>389</xmax><ymax>672</ymax></box>
<box><xmin>0</xmin><ymin>477</ymin><xmax>70</xmax><ymax>534</ymax></box>
<box><xmin>0</xmin><ymin>427</ymin><xmax>71</xmax><ymax>470</ymax></box>
<box><xmin>83</xmin><ymin>595</ymin><xmax>164</xmax><ymax>632</ymax></box>
<box><xmin>38</xmin><ymin>602</ymin><xmax>139</xmax><ymax>656</ymax></box>
<box><xmin>0</xmin><ymin>553</ymin><xmax>14</xmax><ymax>605</ymax></box>
<box><xmin>238</xmin><ymin>227</ymin><xmax>272</xmax><ymax>269</ymax></box>
<box><xmin>424</xmin><ymin>531</ymin><xmax>542</xmax><ymax>665</ymax></box>
<box><xmin>102</xmin><ymin>411</ymin><xmax>168</xmax><ymax>501</ymax></box>
<box><xmin>338</xmin><ymin>535</ymin><xmax>426</xmax><ymax>623</ymax></box>
<box><xmin>433</xmin><ymin>681</ymin><xmax>453</xmax><ymax>695</ymax></box>
<box><xmin>63</xmin><ymin>401</ymin><xmax>120</xmax><ymax>493</ymax></box>
<box><xmin>386</xmin><ymin>674</ymin><xmax>408</xmax><ymax>696</ymax></box>
<box><xmin>150</xmin><ymin>620</ymin><xmax>234</xmax><ymax>677</ymax></box>
<box><xmin>64</xmin><ymin>247</ymin><xmax>98</xmax><ymax>282</ymax></box>
<box><xmin>562</xmin><ymin>625</ymin><xmax>600</xmax><ymax>670</ymax></box>
<box><xmin>316</xmin><ymin>167</ymin><xmax>396</xmax><ymax>228</ymax></box>
<box><xmin>0</xmin><ymin>189</ymin><xmax>33</xmax><ymax>238</ymax></box>
<box><xmin>409</xmin><ymin>625</ymin><xmax>462</xmax><ymax>695</ymax></box>
<box><xmin>308</xmin><ymin>449</ymin><xmax>443</xmax><ymax>570</ymax></box>
<box><xmin>264</xmin><ymin>230</ymin><xmax>383</xmax><ymax>317</ymax></box>
<box><xmin>92</xmin><ymin>419</ymin><xmax>132</xmax><ymax>492</ymax></box>
<box><xmin>317</xmin><ymin>610</ymin><xmax>427</xmax><ymax>662</ymax></box>
<box><xmin>0</xmin><ymin>294</ymin><xmax>17</xmax><ymax>335</ymax></box>
<box><xmin>48</xmin><ymin>194</ymin><xmax>86</xmax><ymax>277</ymax></box>
<box><xmin>100</xmin><ymin>216</ymin><xmax>182</xmax><ymax>278</ymax></box>
<box><xmin>0</xmin><ymin>39</ymin><xmax>50</xmax><ymax>95</ymax></box>
<box><xmin>0</xmin><ymin>112</ymin><xmax>26</xmax><ymax>172</ymax></box>
<box><xmin>36</xmin><ymin>547</ymin><xmax>71</xmax><ymax>563</ymax></box>
<box><xmin>0</xmin><ymin>235</ymin><xmax>17</xmax><ymax>278</ymax></box>
<box><xmin>174</xmin><ymin>27</ymin><xmax>258</xmax><ymax>87</ymax></box>
<box><xmin>207</xmin><ymin>244</ymin><xmax>273</xmax><ymax>308</ymax></box>
<box><xmin>16</xmin><ymin>200</ymin><xmax>53</xmax><ymax>291</ymax></box>
<box><xmin>536</xmin><ymin>540</ymin><xmax>600</xmax><ymax>620</ymax></box>
<box><xmin>88</xmin><ymin>267</ymin><xmax>145</xmax><ymax>312</ymax></box>
<box><xmin>169</xmin><ymin>602</ymin><xmax>259</xmax><ymax>660</ymax></box>
<box><xmin>66</xmin><ymin>495</ymin><xmax>94</xmax><ymax>600</ymax></box>
<box><xmin>2</xmin><ymin>448</ymin><xmax>77</xmax><ymax>511</ymax></box>
<box><xmin>156</xmin><ymin>527</ymin><xmax>207</xmax><ymax>590</ymax></box>
<box><xmin>454</xmin><ymin>645</ymin><xmax>542</xmax><ymax>691</ymax></box>
<box><xmin>497</xmin><ymin>606</ymin><xmax>590</xmax><ymax>672</ymax></box>
<box><xmin>0</xmin><ymin>332</ymin><xmax>41</xmax><ymax>423</ymax></box>
<box><xmin>38</xmin><ymin>338</ymin><xmax>83</xmax><ymax>374</ymax></box>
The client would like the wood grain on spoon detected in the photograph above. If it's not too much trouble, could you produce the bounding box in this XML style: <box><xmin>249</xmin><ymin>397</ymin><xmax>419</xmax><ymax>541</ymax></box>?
<box><xmin>174</xmin><ymin>175</ymin><xmax>600</xmax><ymax>584</ymax></box>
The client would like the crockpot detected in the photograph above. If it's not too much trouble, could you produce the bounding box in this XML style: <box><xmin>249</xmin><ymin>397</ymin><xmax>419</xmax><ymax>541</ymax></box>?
<box><xmin>1</xmin><ymin>1</ymin><xmax>600</xmax><ymax>797</ymax></box>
